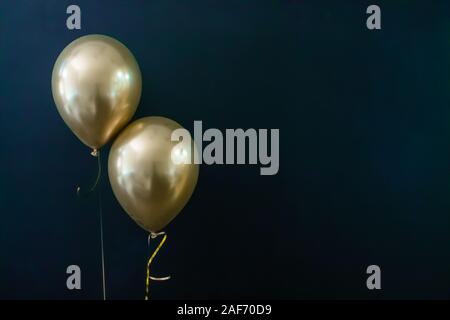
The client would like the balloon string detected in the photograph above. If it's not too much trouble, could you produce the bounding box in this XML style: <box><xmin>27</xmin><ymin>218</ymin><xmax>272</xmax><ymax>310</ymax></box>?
<box><xmin>77</xmin><ymin>149</ymin><xmax>101</xmax><ymax>197</ymax></box>
<box><xmin>75</xmin><ymin>148</ymin><xmax>106</xmax><ymax>299</ymax></box>
<box><xmin>145</xmin><ymin>232</ymin><xmax>171</xmax><ymax>300</ymax></box>
<box><xmin>98</xmin><ymin>180</ymin><xmax>107</xmax><ymax>300</ymax></box>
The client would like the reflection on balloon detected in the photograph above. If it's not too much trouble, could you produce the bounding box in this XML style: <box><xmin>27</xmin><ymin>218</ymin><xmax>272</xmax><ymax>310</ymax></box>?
<box><xmin>52</xmin><ymin>34</ymin><xmax>142</xmax><ymax>151</ymax></box>
<box><xmin>108</xmin><ymin>116</ymin><xmax>199</xmax><ymax>233</ymax></box>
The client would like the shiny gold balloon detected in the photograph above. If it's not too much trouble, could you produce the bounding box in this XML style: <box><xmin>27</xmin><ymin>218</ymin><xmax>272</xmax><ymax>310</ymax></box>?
<box><xmin>52</xmin><ymin>34</ymin><xmax>142</xmax><ymax>151</ymax></box>
<box><xmin>108</xmin><ymin>117</ymin><xmax>199</xmax><ymax>233</ymax></box>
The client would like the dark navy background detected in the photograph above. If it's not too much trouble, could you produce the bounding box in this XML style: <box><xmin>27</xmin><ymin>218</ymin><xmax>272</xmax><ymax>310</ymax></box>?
<box><xmin>1</xmin><ymin>0</ymin><xmax>450</xmax><ymax>299</ymax></box>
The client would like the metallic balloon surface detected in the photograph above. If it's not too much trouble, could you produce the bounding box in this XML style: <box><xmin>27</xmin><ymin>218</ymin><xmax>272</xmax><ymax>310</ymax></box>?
<box><xmin>108</xmin><ymin>117</ymin><xmax>199</xmax><ymax>233</ymax></box>
<box><xmin>52</xmin><ymin>34</ymin><xmax>142</xmax><ymax>149</ymax></box>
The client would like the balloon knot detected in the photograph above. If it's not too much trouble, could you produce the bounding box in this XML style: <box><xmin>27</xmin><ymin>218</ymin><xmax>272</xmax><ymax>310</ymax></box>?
<box><xmin>91</xmin><ymin>148</ymin><xmax>98</xmax><ymax>157</ymax></box>
<box><xmin>150</xmin><ymin>231</ymin><xmax>165</xmax><ymax>239</ymax></box>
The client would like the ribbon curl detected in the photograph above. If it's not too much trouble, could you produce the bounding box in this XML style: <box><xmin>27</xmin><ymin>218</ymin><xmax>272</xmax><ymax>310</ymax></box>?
<box><xmin>145</xmin><ymin>231</ymin><xmax>171</xmax><ymax>300</ymax></box>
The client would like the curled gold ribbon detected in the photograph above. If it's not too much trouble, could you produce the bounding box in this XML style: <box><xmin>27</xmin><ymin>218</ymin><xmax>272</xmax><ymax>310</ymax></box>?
<box><xmin>145</xmin><ymin>231</ymin><xmax>171</xmax><ymax>300</ymax></box>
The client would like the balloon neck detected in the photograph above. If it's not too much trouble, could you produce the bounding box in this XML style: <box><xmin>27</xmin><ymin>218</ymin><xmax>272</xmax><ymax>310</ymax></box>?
<box><xmin>91</xmin><ymin>148</ymin><xmax>99</xmax><ymax>157</ymax></box>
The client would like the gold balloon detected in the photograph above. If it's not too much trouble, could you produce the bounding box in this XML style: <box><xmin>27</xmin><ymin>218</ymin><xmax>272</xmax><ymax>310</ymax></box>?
<box><xmin>108</xmin><ymin>117</ymin><xmax>199</xmax><ymax>233</ymax></box>
<box><xmin>52</xmin><ymin>34</ymin><xmax>142</xmax><ymax>150</ymax></box>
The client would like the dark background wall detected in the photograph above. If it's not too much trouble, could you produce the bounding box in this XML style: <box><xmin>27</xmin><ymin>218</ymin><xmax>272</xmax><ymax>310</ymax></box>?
<box><xmin>1</xmin><ymin>0</ymin><xmax>450</xmax><ymax>299</ymax></box>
